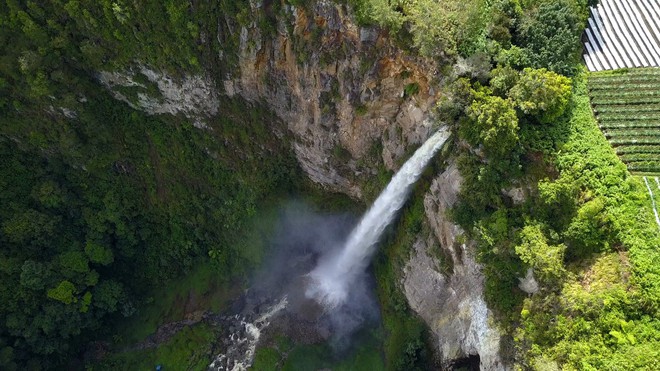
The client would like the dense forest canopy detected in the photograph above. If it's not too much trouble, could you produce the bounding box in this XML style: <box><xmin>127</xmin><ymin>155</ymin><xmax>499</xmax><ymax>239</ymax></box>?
<box><xmin>1</xmin><ymin>0</ymin><xmax>659</xmax><ymax>370</ymax></box>
<box><xmin>0</xmin><ymin>1</ymin><xmax>301</xmax><ymax>368</ymax></box>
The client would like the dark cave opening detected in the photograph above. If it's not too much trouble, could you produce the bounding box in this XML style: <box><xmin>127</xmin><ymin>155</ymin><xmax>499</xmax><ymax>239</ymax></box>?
<box><xmin>450</xmin><ymin>354</ymin><xmax>480</xmax><ymax>371</ymax></box>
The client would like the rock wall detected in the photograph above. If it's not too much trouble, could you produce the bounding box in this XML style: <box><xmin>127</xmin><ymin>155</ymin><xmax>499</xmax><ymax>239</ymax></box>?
<box><xmin>98</xmin><ymin>66</ymin><xmax>219</xmax><ymax>129</ymax></box>
<box><xmin>403</xmin><ymin>163</ymin><xmax>506</xmax><ymax>369</ymax></box>
<box><xmin>221</xmin><ymin>0</ymin><xmax>440</xmax><ymax>198</ymax></box>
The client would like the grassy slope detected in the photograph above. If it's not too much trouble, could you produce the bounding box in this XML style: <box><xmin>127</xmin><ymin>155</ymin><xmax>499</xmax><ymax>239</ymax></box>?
<box><xmin>514</xmin><ymin>71</ymin><xmax>660</xmax><ymax>370</ymax></box>
<box><xmin>252</xmin><ymin>328</ymin><xmax>385</xmax><ymax>371</ymax></box>
<box><xmin>91</xmin><ymin>324</ymin><xmax>215</xmax><ymax>370</ymax></box>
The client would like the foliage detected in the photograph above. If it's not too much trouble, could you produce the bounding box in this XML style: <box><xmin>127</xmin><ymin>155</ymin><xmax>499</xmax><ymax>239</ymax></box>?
<box><xmin>404</xmin><ymin>0</ymin><xmax>488</xmax><ymax>57</ymax></box>
<box><xmin>453</xmin><ymin>69</ymin><xmax>660</xmax><ymax>369</ymax></box>
<box><xmin>465</xmin><ymin>88</ymin><xmax>520</xmax><ymax>157</ymax></box>
<box><xmin>93</xmin><ymin>323</ymin><xmax>215</xmax><ymax>370</ymax></box>
<box><xmin>508</xmin><ymin>68</ymin><xmax>572</xmax><ymax>123</ymax></box>
<box><xmin>352</xmin><ymin>0</ymin><xmax>489</xmax><ymax>58</ymax></box>
<box><xmin>514</xmin><ymin>224</ymin><xmax>566</xmax><ymax>284</ymax></box>
<box><xmin>514</xmin><ymin>0</ymin><xmax>588</xmax><ymax>75</ymax></box>
<box><xmin>252</xmin><ymin>328</ymin><xmax>385</xmax><ymax>371</ymax></box>
<box><xmin>0</xmin><ymin>1</ymin><xmax>300</xmax><ymax>364</ymax></box>
<box><xmin>352</xmin><ymin>0</ymin><xmax>406</xmax><ymax>31</ymax></box>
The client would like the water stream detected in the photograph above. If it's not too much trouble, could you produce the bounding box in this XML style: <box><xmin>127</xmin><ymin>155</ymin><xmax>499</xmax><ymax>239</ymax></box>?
<box><xmin>207</xmin><ymin>128</ymin><xmax>450</xmax><ymax>369</ymax></box>
<box><xmin>643</xmin><ymin>176</ymin><xmax>660</xmax><ymax>230</ymax></box>
<box><xmin>306</xmin><ymin>128</ymin><xmax>451</xmax><ymax>308</ymax></box>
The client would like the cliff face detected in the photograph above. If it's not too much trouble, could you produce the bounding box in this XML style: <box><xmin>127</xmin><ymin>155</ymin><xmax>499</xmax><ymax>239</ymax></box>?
<box><xmin>404</xmin><ymin>163</ymin><xmax>504</xmax><ymax>369</ymax></box>
<box><xmin>98</xmin><ymin>1</ymin><xmax>505</xmax><ymax>368</ymax></box>
<box><xmin>221</xmin><ymin>1</ymin><xmax>442</xmax><ymax>198</ymax></box>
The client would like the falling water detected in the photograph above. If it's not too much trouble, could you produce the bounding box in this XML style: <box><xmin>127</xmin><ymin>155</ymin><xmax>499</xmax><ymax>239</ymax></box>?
<box><xmin>306</xmin><ymin>127</ymin><xmax>451</xmax><ymax>309</ymax></box>
<box><xmin>644</xmin><ymin>176</ymin><xmax>660</xmax><ymax>230</ymax></box>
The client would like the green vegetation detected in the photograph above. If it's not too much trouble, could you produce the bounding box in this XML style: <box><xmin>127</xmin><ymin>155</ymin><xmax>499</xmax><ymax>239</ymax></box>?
<box><xmin>351</xmin><ymin>0</ymin><xmax>489</xmax><ymax>57</ymax></box>
<box><xmin>94</xmin><ymin>323</ymin><xmax>215</xmax><ymax>371</ymax></box>
<box><xmin>0</xmin><ymin>89</ymin><xmax>299</xmax><ymax>368</ymax></box>
<box><xmin>449</xmin><ymin>61</ymin><xmax>660</xmax><ymax>371</ymax></box>
<box><xmin>589</xmin><ymin>68</ymin><xmax>660</xmax><ymax>174</ymax></box>
<box><xmin>422</xmin><ymin>0</ymin><xmax>660</xmax><ymax>368</ymax></box>
<box><xmin>252</xmin><ymin>328</ymin><xmax>385</xmax><ymax>371</ymax></box>
<box><xmin>2</xmin><ymin>0</ymin><xmax>659</xmax><ymax>370</ymax></box>
<box><xmin>0</xmin><ymin>1</ymin><xmax>299</xmax><ymax>365</ymax></box>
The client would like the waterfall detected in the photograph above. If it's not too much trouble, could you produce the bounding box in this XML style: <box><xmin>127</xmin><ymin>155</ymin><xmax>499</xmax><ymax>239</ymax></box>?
<box><xmin>644</xmin><ymin>176</ymin><xmax>660</xmax><ymax>231</ymax></box>
<box><xmin>306</xmin><ymin>127</ymin><xmax>451</xmax><ymax>309</ymax></box>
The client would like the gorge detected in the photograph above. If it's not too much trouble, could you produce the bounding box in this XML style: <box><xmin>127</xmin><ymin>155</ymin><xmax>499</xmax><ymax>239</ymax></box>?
<box><xmin>1</xmin><ymin>1</ymin><xmax>659</xmax><ymax>370</ymax></box>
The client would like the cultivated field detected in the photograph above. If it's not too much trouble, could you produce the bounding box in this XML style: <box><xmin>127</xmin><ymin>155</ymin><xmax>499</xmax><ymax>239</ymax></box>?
<box><xmin>588</xmin><ymin>68</ymin><xmax>660</xmax><ymax>174</ymax></box>
<box><xmin>583</xmin><ymin>0</ymin><xmax>660</xmax><ymax>71</ymax></box>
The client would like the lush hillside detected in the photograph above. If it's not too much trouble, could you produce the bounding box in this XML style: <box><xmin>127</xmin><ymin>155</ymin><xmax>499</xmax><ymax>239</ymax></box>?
<box><xmin>0</xmin><ymin>2</ymin><xmax>301</xmax><ymax>369</ymax></box>
<box><xmin>2</xmin><ymin>0</ymin><xmax>660</xmax><ymax>370</ymax></box>
<box><xmin>589</xmin><ymin>68</ymin><xmax>660</xmax><ymax>174</ymax></box>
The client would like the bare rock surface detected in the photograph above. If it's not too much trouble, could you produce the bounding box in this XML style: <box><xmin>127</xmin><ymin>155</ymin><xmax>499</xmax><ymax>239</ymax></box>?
<box><xmin>403</xmin><ymin>162</ymin><xmax>507</xmax><ymax>370</ymax></box>
<box><xmin>222</xmin><ymin>1</ymin><xmax>441</xmax><ymax>196</ymax></box>
<box><xmin>98</xmin><ymin>66</ymin><xmax>219</xmax><ymax>120</ymax></box>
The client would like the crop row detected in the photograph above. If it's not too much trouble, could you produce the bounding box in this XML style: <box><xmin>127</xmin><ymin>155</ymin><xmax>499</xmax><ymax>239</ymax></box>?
<box><xmin>589</xmin><ymin>82</ymin><xmax>660</xmax><ymax>91</ymax></box>
<box><xmin>597</xmin><ymin>114</ymin><xmax>660</xmax><ymax>123</ymax></box>
<box><xmin>599</xmin><ymin>121</ymin><xmax>660</xmax><ymax>129</ymax></box>
<box><xmin>620</xmin><ymin>153</ymin><xmax>660</xmax><ymax>162</ymax></box>
<box><xmin>588</xmin><ymin>75</ymin><xmax>660</xmax><ymax>85</ymax></box>
<box><xmin>589</xmin><ymin>74</ymin><xmax>660</xmax><ymax>82</ymax></box>
<box><xmin>590</xmin><ymin>89</ymin><xmax>660</xmax><ymax>99</ymax></box>
<box><xmin>595</xmin><ymin>105</ymin><xmax>660</xmax><ymax>115</ymax></box>
<box><xmin>616</xmin><ymin>145</ymin><xmax>660</xmax><ymax>154</ymax></box>
<box><xmin>591</xmin><ymin>96</ymin><xmax>660</xmax><ymax>105</ymax></box>
<box><xmin>625</xmin><ymin>161</ymin><xmax>660</xmax><ymax>173</ymax></box>
<box><xmin>590</xmin><ymin>68</ymin><xmax>660</xmax><ymax>81</ymax></box>
<box><xmin>609</xmin><ymin>136</ymin><xmax>660</xmax><ymax>145</ymax></box>
<box><xmin>605</xmin><ymin>129</ymin><xmax>660</xmax><ymax>138</ymax></box>
<box><xmin>590</xmin><ymin>79</ymin><xmax>660</xmax><ymax>88</ymax></box>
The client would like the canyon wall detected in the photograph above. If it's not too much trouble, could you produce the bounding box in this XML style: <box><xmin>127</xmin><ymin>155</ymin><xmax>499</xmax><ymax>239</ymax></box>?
<box><xmin>98</xmin><ymin>1</ymin><xmax>506</xmax><ymax>368</ymax></box>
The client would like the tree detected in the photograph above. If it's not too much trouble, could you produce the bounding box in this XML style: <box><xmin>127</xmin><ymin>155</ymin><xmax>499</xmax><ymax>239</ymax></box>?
<box><xmin>85</xmin><ymin>241</ymin><xmax>114</xmax><ymax>265</ymax></box>
<box><xmin>404</xmin><ymin>0</ymin><xmax>486</xmax><ymax>57</ymax></box>
<box><xmin>47</xmin><ymin>280</ymin><xmax>76</xmax><ymax>305</ymax></box>
<box><xmin>508</xmin><ymin>68</ymin><xmax>572</xmax><ymax>123</ymax></box>
<box><xmin>489</xmin><ymin>64</ymin><xmax>519</xmax><ymax>97</ymax></box>
<box><xmin>465</xmin><ymin>89</ymin><xmax>519</xmax><ymax>157</ymax></box>
<box><xmin>19</xmin><ymin>260</ymin><xmax>49</xmax><ymax>291</ymax></box>
<box><xmin>564</xmin><ymin>197</ymin><xmax>610</xmax><ymax>259</ymax></box>
<box><xmin>355</xmin><ymin>0</ymin><xmax>405</xmax><ymax>31</ymax></box>
<box><xmin>516</xmin><ymin>0</ymin><xmax>586</xmax><ymax>75</ymax></box>
<box><xmin>515</xmin><ymin>224</ymin><xmax>566</xmax><ymax>284</ymax></box>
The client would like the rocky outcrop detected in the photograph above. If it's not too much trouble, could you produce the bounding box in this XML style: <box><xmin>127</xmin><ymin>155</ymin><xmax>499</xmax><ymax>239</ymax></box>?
<box><xmin>403</xmin><ymin>162</ymin><xmax>506</xmax><ymax>370</ymax></box>
<box><xmin>221</xmin><ymin>0</ymin><xmax>440</xmax><ymax>197</ymax></box>
<box><xmin>97</xmin><ymin>2</ymin><xmax>441</xmax><ymax>198</ymax></box>
<box><xmin>98</xmin><ymin>66</ymin><xmax>219</xmax><ymax>129</ymax></box>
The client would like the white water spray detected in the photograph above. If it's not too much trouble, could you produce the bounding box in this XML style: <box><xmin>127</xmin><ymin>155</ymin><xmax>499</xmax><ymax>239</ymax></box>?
<box><xmin>306</xmin><ymin>127</ymin><xmax>451</xmax><ymax>309</ymax></box>
<box><xmin>644</xmin><ymin>176</ymin><xmax>660</xmax><ymax>231</ymax></box>
<box><xmin>209</xmin><ymin>296</ymin><xmax>288</xmax><ymax>371</ymax></box>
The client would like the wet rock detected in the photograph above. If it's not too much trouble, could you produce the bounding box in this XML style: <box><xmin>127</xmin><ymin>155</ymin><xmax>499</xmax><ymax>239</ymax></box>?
<box><xmin>403</xmin><ymin>162</ymin><xmax>508</xmax><ymax>370</ymax></box>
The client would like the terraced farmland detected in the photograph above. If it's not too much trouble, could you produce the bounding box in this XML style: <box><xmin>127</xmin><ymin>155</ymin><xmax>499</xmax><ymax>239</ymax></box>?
<box><xmin>589</xmin><ymin>68</ymin><xmax>660</xmax><ymax>174</ymax></box>
<box><xmin>583</xmin><ymin>0</ymin><xmax>660</xmax><ymax>71</ymax></box>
